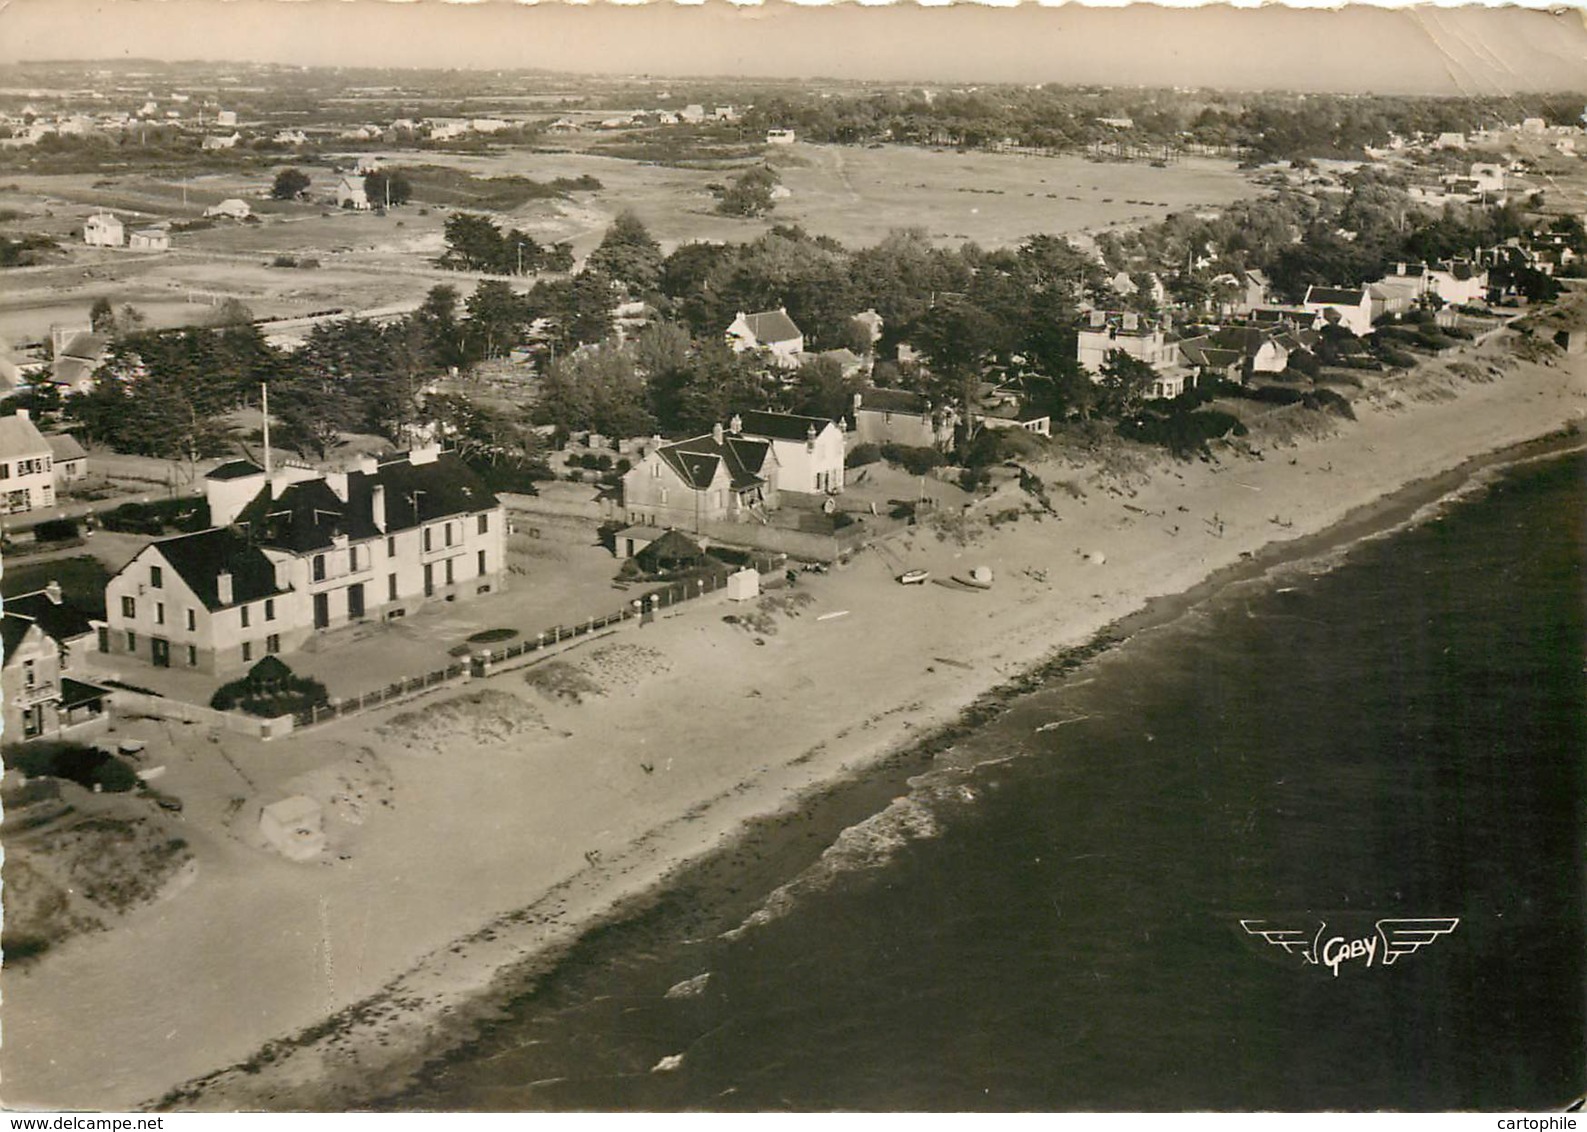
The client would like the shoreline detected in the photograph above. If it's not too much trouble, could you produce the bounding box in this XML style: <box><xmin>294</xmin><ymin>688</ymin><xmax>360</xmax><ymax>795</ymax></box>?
<box><xmin>4</xmin><ymin>340</ymin><xmax>1584</xmax><ymax>1113</ymax></box>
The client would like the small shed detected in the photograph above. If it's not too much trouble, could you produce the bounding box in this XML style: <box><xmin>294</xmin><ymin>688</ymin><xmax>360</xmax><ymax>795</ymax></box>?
<box><xmin>636</xmin><ymin>529</ymin><xmax>706</xmax><ymax>574</ymax></box>
<box><xmin>726</xmin><ymin>567</ymin><xmax>760</xmax><ymax>602</ymax></box>
<box><xmin>614</xmin><ymin>524</ymin><xmax>667</xmax><ymax>559</ymax></box>
<box><xmin>260</xmin><ymin>795</ymin><xmax>326</xmax><ymax>861</ymax></box>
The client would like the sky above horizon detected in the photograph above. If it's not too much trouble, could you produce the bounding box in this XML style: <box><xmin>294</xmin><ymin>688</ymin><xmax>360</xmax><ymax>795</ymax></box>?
<box><xmin>2</xmin><ymin>1</ymin><xmax>1585</xmax><ymax>96</ymax></box>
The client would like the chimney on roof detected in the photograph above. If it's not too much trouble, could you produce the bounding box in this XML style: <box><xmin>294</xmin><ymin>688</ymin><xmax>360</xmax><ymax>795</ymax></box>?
<box><xmin>651</xmin><ymin>434</ymin><xmax>664</xmax><ymax>453</ymax></box>
<box><xmin>806</xmin><ymin>422</ymin><xmax>817</xmax><ymax>452</ymax></box>
<box><xmin>409</xmin><ymin>443</ymin><xmax>440</xmax><ymax>467</ymax></box>
<box><xmin>729</xmin><ymin>413</ymin><xmax>742</xmax><ymax>435</ymax></box>
<box><xmin>712</xmin><ymin>422</ymin><xmax>724</xmax><ymax>445</ymax></box>
<box><xmin>325</xmin><ymin>470</ymin><xmax>348</xmax><ymax>502</ymax></box>
<box><xmin>1396</xmin><ymin>263</ymin><xmax>1407</xmax><ymax>275</ymax></box>
<box><xmin>371</xmin><ymin>483</ymin><xmax>387</xmax><ymax>533</ymax></box>
<box><xmin>45</xmin><ymin>580</ymin><xmax>62</xmax><ymax>605</ymax></box>
<box><xmin>15</xmin><ymin>407</ymin><xmax>28</xmax><ymax>421</ymax></box>
<box><xmin>852</xmin><ymin>391</ymin><xmax>863</xmax><ymax>412</ymax></box>
<box><xmin>353</xmin><ymin>453</ymin><xmax>379</xmax><ymax>475</ymax></box>
<box><xmin>217</xmin><ymin>570</ymin><xmax>234</xmax><ymax>607</ymax></box>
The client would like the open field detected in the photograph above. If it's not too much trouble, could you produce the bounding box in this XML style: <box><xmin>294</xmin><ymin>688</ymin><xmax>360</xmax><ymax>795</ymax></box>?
<box><xmin>1</xmin><ymin>142</ymin><xmax>1257</xmax><ymax>341</ymax></box>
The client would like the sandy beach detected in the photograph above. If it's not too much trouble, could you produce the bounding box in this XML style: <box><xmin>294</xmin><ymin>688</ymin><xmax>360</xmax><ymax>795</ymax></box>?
<box><xmin>3</xmin><ymin>331</ymin><xmax>1585</xmax><ymax>1112</ymax></box>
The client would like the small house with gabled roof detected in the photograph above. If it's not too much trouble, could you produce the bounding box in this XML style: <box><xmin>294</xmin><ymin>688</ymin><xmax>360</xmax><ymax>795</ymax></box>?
<box><xmin>726</xmin><ymin>308</ymin><xmax>805</xmax><ymax>368</ymax></box>
<box><xmin>732</xmin><ymin>410</ymin><xmax>846</xmax><ymax>496</ymax></box>
<box><xmin>621</xmin><ymin>423</ymin><xmax>780</xmax><ymax>529</ymax></box>
<box><xmin>1301</xmin><ymin>285</ymin><xmax>1373</xmax><ymax>337</ymax></box>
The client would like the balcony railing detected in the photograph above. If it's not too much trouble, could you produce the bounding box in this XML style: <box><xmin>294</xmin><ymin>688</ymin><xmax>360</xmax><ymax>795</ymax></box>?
<box><xmin>17</xmin><ymin>681</ymin><xmax>58</xmax><ymax>706</ymax></box>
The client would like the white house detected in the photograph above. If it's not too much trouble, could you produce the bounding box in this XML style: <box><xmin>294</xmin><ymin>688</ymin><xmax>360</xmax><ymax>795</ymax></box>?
<box><xmin>732</xmin><ymin>410</ymin><xmax>846</xmax><ymax>496</ymax></box>
<box><xmin>104</xmin><ymin>446</ymin><xmax>507</xmax><ymax>675</ymax></box>
<box><xmin>46</xmin><ymin>433</ymin><xmax>88</xmax><ymax>484</ymax></box>
<box><xmin>0</xmin><ymin>410</ymin><xmax>56</xmax><ymax>515</ymax></box>
<box><xmin>204</xmin><ymin>198</ymin><xmax>252</xmax><ymax>220</ymax></box>
<box><xmin>2</xmin><ymin>588</ymin><xmax>110</xmax><ymax>745</ymax></box>
<box><xmin>1301</xmin><ymin>285</ymin><xmax>1374</xmax><ymax>337</ymax></box>
<box><xmin>334</xmin><ymin>175</ymin><xmax>370</xmax><ymax>210</ymax></box>
<box><xmin>766</xmin><ymin>129</ymin><xmax>796</xmax><ymax>146</ymax></box>
<box><xmin>215</xmin><ymin>110</ymin><xmax>238</xmax><ymax>128</ymax></box>
<box><xmin>201</xmin><ymin>132</ymin><xmax>241</xmax><ymax>151</ymax></box>
<box><xmin>128</xmin><ymin>227</ymin><xmax>170</xmax><ymax>251</ymax></box>
<box><xmin>726</xmin><ymin>308</ymin><xmax>805</xmax><ymax>369</ymax></box>
<box><xmin>83</xmin><ymin>212</ymin><xmax>124</xmax><ymax>247</ymax></box>
<box><xmin>1077</xmin><ymin>310</ymin><xmax>1181</xmax><ymax>373</ymax></box>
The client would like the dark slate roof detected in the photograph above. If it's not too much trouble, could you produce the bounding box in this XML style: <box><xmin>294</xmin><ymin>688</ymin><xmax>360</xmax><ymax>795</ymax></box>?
<box><xmin>738</xmin><ymin>309</ymin><xmax>802</xmax><ymax>345</ymax></box>
<box><xmin>638</xmin><ymin>529</ymin><xmax>705</xmax><ymax>565</ymax></box>
<box><xmin>735</xmin><ymin>410</ymin><xmax>834</xmax><ymax>443</ymax></box>
<box><xmin>1</xmin><ymin>613</ymin><xmax>41</xmax><ymax>662</ymax></box>
<box><xmin>855</xmin><ymin>387</ymin><xmax>931</xmax><ymax>414</ymax></box>
<box><xmin>59</xmin><ymin>677</ymin><xmax>111</xmax><ymax>708</ymax></box>
<box><xmin>233</xmin><ymin>452</ymin><xmax>499</xmax><ymax>553</ymax></box>
<box><xmin>4</xmin><ymin>591</ymin><xmax>96</xmax><ymax>641</ymax></box>
<box><xmin>1178</xmin><ymin>338</ymin><xmax>1243</xmax><ymax>369</ymax></box>
<box><xmin>659</xmin><ymin>434</ymin><xmax>773</xmax><ymax>491</ymax></box>
<box><xmin>207</xmin><ymin>459</ymin><xmax>264</xmax><ymax>481</ymax></box>
<box><xmin>151</xmin><ymin>528</ymin><xmax>289</xmax><ymax>611</ymax></box>
<box><xmin>1305</xmin><ymin>286</ymin><xmax>1367</xmax><ymax>307</ymax></box>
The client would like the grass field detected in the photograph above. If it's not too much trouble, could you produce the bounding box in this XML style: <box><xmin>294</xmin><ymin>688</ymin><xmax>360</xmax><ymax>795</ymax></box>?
<box><xmin>0</xmin><ymin>141</ymin><xmax>1260</xmax><ymax>341</ymax></box>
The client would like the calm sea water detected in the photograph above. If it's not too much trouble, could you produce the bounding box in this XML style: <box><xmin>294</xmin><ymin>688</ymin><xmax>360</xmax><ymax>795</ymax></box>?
<box><xmin>390</xmin><ymin>451</ymin><xmax>1587</xmax><ymax>1112</ymax></box>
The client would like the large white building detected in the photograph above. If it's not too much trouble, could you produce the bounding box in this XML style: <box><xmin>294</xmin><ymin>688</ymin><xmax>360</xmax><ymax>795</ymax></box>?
<box><xmin>83</xmin><ymin>212</ymin><xmax>124</xmax><ymax>247</ymax></box>
<box><xmin>104</xmin><ymin>446</ymin><xmax>506</xmax><ymax>674</ymax></box>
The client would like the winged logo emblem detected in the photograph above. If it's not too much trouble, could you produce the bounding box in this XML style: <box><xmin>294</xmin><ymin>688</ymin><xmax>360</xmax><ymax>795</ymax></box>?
<box><xmin>1242</xmin><ymin>917</ymin><xmax>1459</xmax><ymax>976</ymax></box>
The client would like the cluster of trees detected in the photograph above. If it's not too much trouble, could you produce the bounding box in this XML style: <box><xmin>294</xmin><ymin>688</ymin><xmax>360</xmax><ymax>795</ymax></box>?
<box><xmin>737</xmin><ymin>86</ymin><xmax>1587</xmax><ymax>162</ymax></box>
<box><xmin>0</xmin><ymin>233</ymin><xmax>59</xmax><ymax>267</ymax></box>
<box><xmin>437</xmin><ymin>211</ymin><xmax>574</xmax><ymax>276</ymax></box>
<box><xmin>715</xmin><ymin>165</ymin><xmax>781</xmax><ymax>217</ymax></box>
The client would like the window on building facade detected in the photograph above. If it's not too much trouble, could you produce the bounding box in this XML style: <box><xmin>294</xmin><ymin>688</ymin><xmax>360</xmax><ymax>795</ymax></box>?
<box><xmin>388</xmin><ymin>574</ymin><xmax>398</xmax><ymax>601</ymax></box>
<box><xmin>478</xmin><ymin>514</ymin><xmax>488</xmax><ymax>535</ymax></box>
<box><xmin>265</xmin><ymin>598</ymin><xmax>275</xmax><ymax>621</ymax></box>
<box><xmin>0</xmin><ymin>462</ymin><xmax>8</xmax><ymax>480</ymax></box>
<box><xmin>266</xmin><ymin>634</ymin><xmax>280</xmax><ymax>655</ymax></box>
<box><xmin>188</xmin><ymin>645</ymin><xmax>198</xmax><ymax>667</ymax></box>
<box><xmin>478</xmin><ymin>549</ymin><xmax>486</xmax><ymax>576</ymax></box>
<box><xmin>127</xmin><ymin>630</ymin><xmax>137</xmax><ymax>651</ymax></box>
<box><xmin>445</xmin><ymin>558</ymin><xmax>454</xmax><ymax>585</ymax></box>
<box><xmin>155</xmin><ymin>602</ymin><xmax>165</xmax><ymax>625</ymax></box>
<box><xmin>186</xmin><ymin>608</ymin><xmax>196</xmax><ymax>631</ymax></box>
<box><xmin>241</xmin><ymin>604</ymin><xmax>250</xmax><ymax>628</ymax></box>
<box><xmin>445</xmin><ymin>523</ymin><xmax>455</xmax><ymax>547</ymax></box>
<box><xmin>388</xmin><ymin>535</ymin><xmax>396</xmax><ymax>557</ymax></box>
<box><xmin>423</xmin><ymin>528</ymin><xmax>432</xmax><ymax>552</ymax></box>
<box><xmin>350</xmin><ymin>546</ymin><xmax>360</xmax><ymax>572</ymax></box>
<box><xmin>150</xmin><ymin>565</ymin><xmax>163</xmax><ymax>588</ymax></box>
<box><xmin>242</xmin><ymin>641</ymin><xmax>252</xmax><ymax>662</ymax></box>
<box><xmin>313</xmin><ymin>555</ymin><xmax>326</xmax><ymax>582</ymax></box>
<box><xmin>121</xmin><ymin>595</ymin><xmax>136</xmax><ymax>619</ymax></box>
